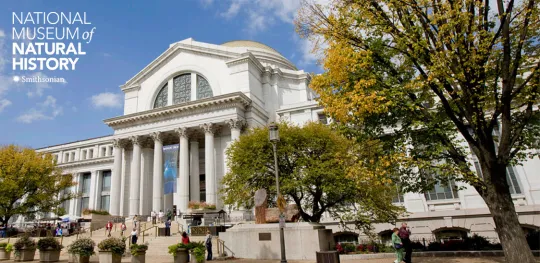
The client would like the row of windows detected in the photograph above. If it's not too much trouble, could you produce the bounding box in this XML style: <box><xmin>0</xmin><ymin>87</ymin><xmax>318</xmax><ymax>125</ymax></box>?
<box><xmin>62</xmin><ymin>171</ymin><xmax>111</xmax><ymax>215</ymax></box>
<box><xmin>53</xmin><ymin>146</ymin><xmax>113</xmax><ymax>163</ymax></box>
<box><xmin>154</xmin><ymin>73</ymin><xmax>213</xmax><ymax>109</ymax></box>
<box><xmin>392</xmin><ymin>165</ymin><xmax>523</xmax><ymax>203</ymax></box>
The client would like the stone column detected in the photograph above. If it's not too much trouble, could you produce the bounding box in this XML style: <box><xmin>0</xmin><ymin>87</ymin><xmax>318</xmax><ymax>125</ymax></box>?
<box><xmin>110</xmin><ymin>139</ymin><xmax>123</xmax><ymax>216</ymax></box>
<box><xmin>129</xmin><ymin>136</ymin><xmax>142</xmax><ymax>216</ymax></box>
<box><xmin>88</xmin><ymin>170</ymin><xmax>97</xmax><ymax>209</ymax></box>
<box><xmin>151</xmin><ymin>132</ymin><xmax>164</xmax><ymax>213</ymax></box>
<box><xmin>201</xmin><ymin>123</ymin><xmax>216</xmax><ymax>205</ymax></box>
<box><xmin>190</xmin><ymin>139</ymin><xmax>200</xmax><ymax>202</ymax></box>
<box><xmin>227</xmin><ymin>119</ymin><xmax>244</xmax><ymax>141</ymax></box>
<box><xmin>176</xmin><ymin>128</ymin><xmax>190</xmax><ymax>214</ymax></box>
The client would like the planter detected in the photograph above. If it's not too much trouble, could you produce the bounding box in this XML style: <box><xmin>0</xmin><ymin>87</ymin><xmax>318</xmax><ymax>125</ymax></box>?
<box><xmin>0</xmin><ymin>248</ymin><xmax>11</xmax><ymax>260</ymax></box>
<box><xmin>69</xmin><ymin>254</ymin><xmax>90</xmax><ymax>263</ymax></box>
<box><xmin>39</xmin><ymin>250</ymin><xmax>61</xmax><ymax>262</ymax></box>
<box><xmin>189</xmin><ymin>253</ymin><xmax>205</xmax><ymax>263</ymax></box>
<box><xmin>173</xmin><ymin>248</ymin><xmax>189</xmax><ymax>263</ymax></box>
<box><xmin>14</xmin><ymin>248</ymin><xmax>37</xmax><ymax>262</ymax></box>
<box><xmin>99</xmin><ymin>251</ymin><xmax>122</xmax><ymax>263</ymax></box>
<box><xmin>131</xmin><ymin>252</ymin><xmax>145</xmax><ymax>263</ymax></box>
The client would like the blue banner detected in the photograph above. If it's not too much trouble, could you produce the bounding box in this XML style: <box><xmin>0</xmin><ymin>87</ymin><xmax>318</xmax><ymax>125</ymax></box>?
<box><xmin>163</xmin><ymin>144</ymin><xmax>178</xmax><ymax>194</ymax></box>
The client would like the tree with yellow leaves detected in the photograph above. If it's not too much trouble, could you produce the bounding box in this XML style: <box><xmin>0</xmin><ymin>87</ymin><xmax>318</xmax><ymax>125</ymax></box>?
<box><xmin>0</xmin><ymin>145</ymin><xmax>76</xmax><ymax>226</ymax></box>
<box><xmin>297</xmin><ymin>0</ymin><xmax>539</xmax><ymax>261</ymax></box>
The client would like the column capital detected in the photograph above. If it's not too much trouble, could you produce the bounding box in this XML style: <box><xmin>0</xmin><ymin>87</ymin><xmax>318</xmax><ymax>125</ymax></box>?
<box><xmin>174</xmin><ymin>127</ymin><xmax>190</xmax><ymax>139</ymax></box>
<box><xmin>150</xmin><ymin>132</ymin><xmax>164</xmax><ymax>143</ymax></box>
<box><xmin>227</xmin><ymin>119</ymin><xmax>246</xmax><ymax>131</ymax></box>
<box><xmin>200</xmin><ymin>123</ymin><xmax>219</xmax><ymax>135</ymax></box>
<box><xmin>130</xmin><ymin>135</ymin><xmax>142</xmax><ymax>146</ymax></box>
<box><xmin>112</xmin><ymin>139</ymin><xmax>124</xmax><ymax>148</ymax></box>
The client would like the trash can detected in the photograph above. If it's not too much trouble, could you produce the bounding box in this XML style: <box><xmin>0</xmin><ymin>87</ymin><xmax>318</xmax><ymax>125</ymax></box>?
<box><xmin>158</xmin><ymin>227</ymin><xmax>166</xmax><ymax>236</ymax></box>
<box><xmin>316</xmin><ymin>251</ymin><xmax>340</xmax><ymax>263</ymax></box>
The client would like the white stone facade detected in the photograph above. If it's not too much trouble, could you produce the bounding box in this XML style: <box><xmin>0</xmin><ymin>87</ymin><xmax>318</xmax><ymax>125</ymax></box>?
<box><xmin>34</xmin><ymin>39</ymin><xmax>539</xmax><ymax>242</ymax></box>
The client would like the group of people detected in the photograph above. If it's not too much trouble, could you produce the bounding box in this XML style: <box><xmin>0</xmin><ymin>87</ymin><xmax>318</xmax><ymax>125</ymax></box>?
<box><xmin>391</xmin><ymin>223</ymin><xmax>413</xmax><ymax>263</ymax></box>
<box><xmin>150</xmin><ymin>209</ymin><xmax>175</xmax><ymax>224</ymax></box>
<box><xmin>181</xmin><ymin>230</ymin><xmax>213</xmax><ymax>261</ymax></box>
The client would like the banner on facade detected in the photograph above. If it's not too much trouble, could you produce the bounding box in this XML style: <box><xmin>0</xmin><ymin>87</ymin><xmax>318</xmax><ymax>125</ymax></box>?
<box><xmin>163</xmin><ymin>144</ymin><xmax>179</xmax><ymax>194</ymax></box>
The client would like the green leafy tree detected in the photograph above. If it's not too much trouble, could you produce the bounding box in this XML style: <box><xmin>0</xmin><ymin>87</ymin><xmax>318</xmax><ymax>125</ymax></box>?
<box><xmin>221</xmin><ymin>122</ymin><xmax>402</xmax><ymax>229</ymax></box>
<box><xmin>0</xmin><ymin>145</ymin><xmax>76</xmax><ymax>225</ymax></box>
<box><xmin>296</xmin><ymin>0</ymin><xmax>539</xmax><ymax>261</ymax></box>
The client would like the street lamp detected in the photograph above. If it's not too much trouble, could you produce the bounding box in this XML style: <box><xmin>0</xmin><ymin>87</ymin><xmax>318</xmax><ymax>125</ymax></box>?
<box><xmin>269</xmin><ymin>122</ymin><xmax>287</xmax><ymax>263</ymax></box>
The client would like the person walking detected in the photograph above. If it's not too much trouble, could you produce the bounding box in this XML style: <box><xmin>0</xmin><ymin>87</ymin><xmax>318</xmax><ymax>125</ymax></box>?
<box><xmin>399</xmin><ymin>223</ymin><xmax>412</xmax><ymax>263</ymax></box>
<box><xmin>151</xmin><ymin>211</ymin><xmax>157</xmax><ymax>225</ymax></box>
<box><xmin>131</xmin><ymin>228</ymin><xmax>138</xmax><ymax>244</ymax></box>
<box><xmin>392</xmin><ymin>227</ymin><xmax>404</xmax><ymax>263</ymax></box>
<box><xmin>120</xmin><ymin>222</ymin><xmax>126</xmax><ymax>236</ymax></box>
<box><xmin>106</xmin><ymin>221</ymin><xmax>113</xmax><ymax>237</ymax></box>
<box><xmin>166</xmin><ymin>209</ymin><xmax>172</xmax><ymax>221</ymax></box>
<box><xmin>0</xmin><ymin>224</ymin><xmax>6</xmax><ymax>238</ymax></box>
<box><xmin>165</xmin><ymin>219</ymin><xmax>171</xmax><ymax>236</ymax></box>
<box><xmin>205</xmin><ymin>230</ymin><xmax>213</xmax><ymax>261</ymax></box>
<box><xmin>158</xmin><ymin>210</ymin><xmax>164</xmax><ymax>223</ymax></box>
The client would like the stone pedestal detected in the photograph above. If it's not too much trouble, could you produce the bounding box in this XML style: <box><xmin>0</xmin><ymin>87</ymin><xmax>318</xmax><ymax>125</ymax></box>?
<box><xmin>219</xmin><ymin>222</ymin><xmax>335</xmax><ymax>260</ymax></box>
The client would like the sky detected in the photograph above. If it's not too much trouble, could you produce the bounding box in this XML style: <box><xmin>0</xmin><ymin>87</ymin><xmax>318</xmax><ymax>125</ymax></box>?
<box><xmin>0</xmin><ymin>0</ymin><xmax>324</xmax><ymax>148</ymax></box>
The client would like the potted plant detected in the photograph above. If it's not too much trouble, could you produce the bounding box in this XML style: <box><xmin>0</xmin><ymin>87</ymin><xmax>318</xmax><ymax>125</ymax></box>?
<box><xmin>205</xmin><ymin>204</ymin><xmax>216</xmax><ymax>210</ymax></box>
<box><xmin>0</xmin><ymin>243</ymin><xmax>13</xmax><ymax>260</ymax></box>
<box><xmin>189</xmin><ymin>242</ymin><xmax>206</xmax><ymax>263</ymax></box>
<box><xmin>168</xmin><ymin>243</ymin><xmax>190</xmax><ymax>263</ymax></box>
<box><xmin>37</xmin><ymin>237</ymin><xmax>63</xmax><ymax>262</ymax></box>
<box><xmin>130</xmin><ymin>243</ymin><xmax>148</xmax><ymax>263</ymax></box>
<box><xmin>13</xmin><ymin>235</ymin><xmax>37</xmax><ymax>261</ymax></box>
<box><xmin>97</xmin><ymin>237</ymin><xmax>126</xmax><ymax>263</ymax></box>
<box><xmin>188</xmin><ymin>201</ymin><xmax>200</xmax><ymax>210</ymax></box>
<box><xmin>67</xmin><ymin>238</ymin><xmax>95</xmax><ymax>263</ymax></box>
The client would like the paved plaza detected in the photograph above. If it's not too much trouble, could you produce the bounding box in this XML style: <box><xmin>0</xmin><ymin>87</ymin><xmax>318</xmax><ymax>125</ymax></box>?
<box><xmin>2</xmin><ymin>256</ymin><xmax>539</xmax><ymax>263</ymax></box>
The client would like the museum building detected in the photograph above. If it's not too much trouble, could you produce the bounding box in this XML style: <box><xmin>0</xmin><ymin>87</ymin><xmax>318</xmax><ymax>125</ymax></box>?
<box><xmin>34</xmin><ymin>39</ymin><xmax>540</xmax><ymax>243</ymax></box>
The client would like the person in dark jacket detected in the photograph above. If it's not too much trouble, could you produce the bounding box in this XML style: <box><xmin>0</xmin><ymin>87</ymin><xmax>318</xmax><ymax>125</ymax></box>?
<box><xmin>398</xmin><ymin>223</ymin><xmax>412</xmax><ymax>263</ymax></box>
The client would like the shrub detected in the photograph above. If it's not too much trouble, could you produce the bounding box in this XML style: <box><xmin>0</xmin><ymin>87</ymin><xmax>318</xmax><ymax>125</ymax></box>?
<box><xmin>410</xmin><ymin>241</ymin><xmax>425</xmax><ymax>250</ymax></box>
<box><xmin>356</xmin><ymin>244</ymin><xmax>365</xmax><ymax>252</ymax></box>
<box><xmin>98</xmin><ymin>237</ymin><xmax>126</xmax><ymax>256</ymax></box>
<box><xmin>37</xmin><ymin>237</ymin><xmax>62</xmax><ymax>251</ymax></box>
<box><xmin>68</xmin><ymin>238</ymin><xmax>95</xmax><ymax>257</ymax></box>
<box><xmin>427</xmin><ymin>241</ymin><xmax>441</xmax><ymax>251</ymax></box>
<box><xmin>188</xmin><ymin>201</ymin><xmax>200</xmax><ymax>209</ymax></box>
<box><xmin>0</xmin><ymin>243</ymin><xmax>13</xmax><ymax>253</ymax></box>
<box><xmin>14</xmin><ymin>235</ymin><xmax>36</xmax><ymax>250</ymax></box>
<box><xmin>130</xmin><ymin>243</ymin><xmax>148</xmax><ymax>256</ymax></box>
<box><xmin>82</xmin><ymin>209</ymin><xmax>110</xmax><ymax>215</ymax></box>
<box><xmin>342</xmin><ymin>243</ymin><xmax>356</xmax><ymax>253</ymax></box>
<box><xmin>189</xmin><ymin>242</ymin><xmax>206</xmax><ymax>263</ymax></box>
<box><xmin>335</xmin><ymin>243</ymin><xmax>344</xmax><ymax>254</ymax></box>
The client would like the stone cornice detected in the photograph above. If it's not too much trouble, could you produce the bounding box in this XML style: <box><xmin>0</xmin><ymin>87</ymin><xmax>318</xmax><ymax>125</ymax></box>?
<box><xmin>226</xmin><ymin>53</ymin><xmax>266</xmax><ymax>73</ymax></box>
<box><xmin>103</xmin><ymin>92</ymin><xmax>252</xmax><ymax>128</ymax></box>
<box><xmin>57</xmin><ymin>156</ymin><xmax>114</xmax><ymax>169</ymax></box>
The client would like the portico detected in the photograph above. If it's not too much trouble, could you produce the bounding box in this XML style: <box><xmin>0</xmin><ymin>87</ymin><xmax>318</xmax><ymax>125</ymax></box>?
<box><xmin>105</xmin><ymin>92</ymin><xmax>250</xmax><ymax>217</ymax></box>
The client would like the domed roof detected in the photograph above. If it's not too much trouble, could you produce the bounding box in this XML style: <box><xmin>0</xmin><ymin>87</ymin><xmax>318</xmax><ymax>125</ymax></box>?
<box><xmin>221</xmin><ymin>40</ymin><xmax>284</xmax><ymax>57</ymax></box>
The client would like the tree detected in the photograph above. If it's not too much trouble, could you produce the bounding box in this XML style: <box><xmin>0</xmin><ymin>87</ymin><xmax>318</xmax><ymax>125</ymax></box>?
<box><xmin>0</xmin><ymin>145</ymin><xmax>76</xmax><ymax>225</ymax></box>
<box><xmin>221</xmin><ymin>122</ymin><xmax>402</xmax><ymax>230</ymax></box>
<box><xmin>296</xmin><ymin>0</ymin><xmax>539</xmax><ymax>261</ymax></box>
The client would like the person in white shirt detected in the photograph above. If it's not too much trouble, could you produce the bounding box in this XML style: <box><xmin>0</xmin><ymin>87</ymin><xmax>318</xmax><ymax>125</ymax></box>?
<box><xmin>151</xmin><ymin>211</ymin><xmax>156</xmax><ymax>225</ymax></box>
<box><xmin>158</xmin><ymin>210</ymin><xmax>164</xmax><ymax>223</ymax></box>
<box><xmin>131</xmin><ymin>229</ymin><xmax>138</xmax><ymax>244</ymax></box>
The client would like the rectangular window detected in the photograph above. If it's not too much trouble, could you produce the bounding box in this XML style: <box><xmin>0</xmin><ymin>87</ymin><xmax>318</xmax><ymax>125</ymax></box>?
<box><xmin>89</xmin><ymin>149</ymin><xmax>94</xmax><ymax>159</ymax></box>
<box><xmin>100</xmin><ymin>195</ymin><xmax>110</xmax><ymax>211</ymax></box>
<box><xmin>200</xmin><ymin>174</ymin><xmax>206</xmax><ymax>202</ymax></box>
<box><xmin>101</xmin><ymin>147</ymin><xmax>106</xmax><ymax>157</ymax></box>
<box><xmin>506</xmin><ymin>166</ymin><xmax>522</xmax><ymax>194</ymax></box>
<box><xmin>473</xmin><ymin>160</ymin><xmax>483</xmax><ymax>180</ymax></box>
<box><xmin>392</xmin><ymin>185</ymin><xmax>404</xmax><ymax>203</ymax></box>
<box><xmin>80</xmin><ymin>197</ymin><xmax>89</xmax><ymax>212</ymax></box>
<box><xmin>109</xmin><ymin>146</ymin><xmax>113</xmax><ymax>156</ymax></box>
<box><xmin>425</xmin><ymin>180</ymin><xmax>458</xmax><ymax>201</ymax></box>
<box><xmin>81</xmin><ymin>173</ymin><xmax>91</xmax><ymax>195</ymax></box>
<box><xmin>318</xmin><ymin>113</ymin><xmax>328</xmax><ymax>125</ymax></box>
<box><xmin>101</xmin><ymin>171</ymin><xmax>111</xmax><ymax>192</ymax></box>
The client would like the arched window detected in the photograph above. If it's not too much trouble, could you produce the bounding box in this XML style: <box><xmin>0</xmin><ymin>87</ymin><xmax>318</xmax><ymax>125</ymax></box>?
<box><xmin>173</xmin><ymin>74</ymin><xmax>191</xmax><ymax>104</ymax></box>
<box><xmin>153</xmin><ymin>73</ymin><xmax>214</xmax><ymax>109</ymax></box>
<box><xmin>154</xmin><ymin>84</ymin><xmax>168</xmax><ymax>108</ymax></box>
<box><xmin>197</xmin><ymin>75</ymin><xmax>213</xmax><ymax>99</ymax></box>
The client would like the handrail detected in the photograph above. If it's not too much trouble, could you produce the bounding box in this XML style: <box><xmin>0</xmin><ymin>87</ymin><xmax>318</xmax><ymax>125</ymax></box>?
<box><xmin>140</xmin><ymin>225</ymin><xmax>157</xmax><ymax>243</ymax></box>
<box><xmin>216</xmin><ymin>238</ymin><xmax>234</xmax><ymax>257</ymax></box>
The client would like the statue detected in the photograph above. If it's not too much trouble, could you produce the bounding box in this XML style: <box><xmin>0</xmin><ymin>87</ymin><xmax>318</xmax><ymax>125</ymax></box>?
<box><xmin>254</xmin><ymin>189</ymin><xmax>267</xmax><ymax>224</ymax></box>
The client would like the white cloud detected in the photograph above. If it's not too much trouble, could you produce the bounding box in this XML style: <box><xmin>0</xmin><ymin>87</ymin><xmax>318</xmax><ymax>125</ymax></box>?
<box><xmin>200</xmin><ymin>0</ymin><xmax>214</xmax><ymax>8</ymax></box>
<box><xmin>91</xmin><ymin>92</ymin><xmax>123</xmax><ymax>108</ymax></box>
<box><xmin>0</xmin><ymin>29</ymin><xmax>5</xmax><ymax>37</ymax></box>
<box><xmin>26</xmin><ymin>72</ymin><xmax>52</xmax><ymax>97</ymax></box>
<box><xmin>0</xmin><ymin>99</ymin><xmax>11</xmax><ymax>112</ymax></box>
<box><xmin>17</xmin><ymin>95</ymin><xmax>63</xmax><ymax>123</ymax></box>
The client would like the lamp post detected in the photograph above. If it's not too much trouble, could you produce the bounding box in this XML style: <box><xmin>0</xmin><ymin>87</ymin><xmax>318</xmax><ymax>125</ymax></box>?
<box><xmin>269</xmin><ymin>122</ymin><xmax>287</xmax><ymax>263</ymax></box>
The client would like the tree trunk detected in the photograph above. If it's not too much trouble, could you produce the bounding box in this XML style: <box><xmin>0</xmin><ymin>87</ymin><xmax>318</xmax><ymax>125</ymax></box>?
<box><xmin>482</xmin><ymin>167</ymin><xmax>535</xmax><ymax>263</ymax></box>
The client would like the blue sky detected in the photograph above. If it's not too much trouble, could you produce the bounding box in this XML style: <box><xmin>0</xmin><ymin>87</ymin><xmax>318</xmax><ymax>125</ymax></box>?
<box><xmin>0</xmin><ymin>0</ymin><xmax>322</xmax><ymax>148</ymax></box>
